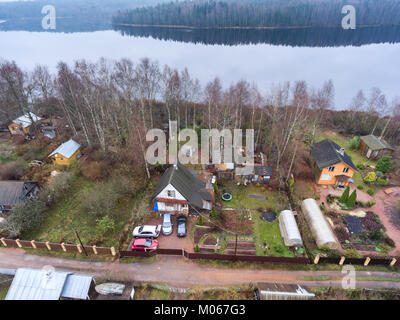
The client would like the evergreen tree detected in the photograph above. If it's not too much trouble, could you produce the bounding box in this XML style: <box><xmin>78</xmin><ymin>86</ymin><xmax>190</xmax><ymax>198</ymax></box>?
<box><xmin>347</xmin><ymin>189</ymin><xmax>357</xmax><ymax>209</ymax></box>
<box><xmin>376</xmin><ymin>156</ymin><xmax>391</xmax><ymax>173</ymax></box>
<box><xmin>339</xmin><ymin>186</ymin><xmax>350</xmax><ymax>204</ymax></box>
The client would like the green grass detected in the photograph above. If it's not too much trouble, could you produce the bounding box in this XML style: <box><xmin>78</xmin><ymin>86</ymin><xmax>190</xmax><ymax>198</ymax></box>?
<box><xmin>220</xmin><ymin>183</ymin><xmax>292</xmax><ymax>257</ymax></box>
<box><xmin>222</xmin><ymin>183</ymin><xmax>287</xmax><ymax>211</ymax></box>
<box><xmin>356</xmin><ymin>276</ymin><xmax>400</xmax><ymax>282</ymax></box>
<box><xmin>302</xmin><ymin>275</ymin><xmax>335</xmax><ymax>281</ymax></box>
<box><xmin>0</xmin><ymin>275</ymin><xmax>12</xmax><ymax>300</ymax></box>
<box><xmin>0</xmin><ymin>141</ymin><xmax>17</xmax><ymax>162</ymax></box>
<box><xmin>252</xmin><ymin>212</ymin><xmax>295</xmax><ymax>257</ymax></box>
<box><xmin>22</xmin><ymin>176</ymin><xmax>134</xmax><ymax>248</ymax></box>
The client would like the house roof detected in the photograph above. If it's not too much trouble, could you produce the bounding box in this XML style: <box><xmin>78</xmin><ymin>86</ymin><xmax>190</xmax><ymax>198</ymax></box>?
<box><xmin>360</xmin><ymin>135</ymin><xmax>394</xmax><ymax>151</ymax></box>
<box><xmin>153</xmin><ymin>162</ymin><xmax>211</xmax><ymax>209</ymax></box>
<box><xmin>0</xmin><ymin>181</ymin><xmax>37</xmax><ymax>206</ymax></box>
<box><xmin>311</xmin><ymin>139</ymin><xmax>357</xmax><ymax>171</ymax></box>
<box><xmin>6</xmin><ymin>268</ymin><xmax>93</xmax><ymax>300</ymax></box>
<box><xmin>49</xmin><ymin>139</ymin><xmax>81</xmax><ymax>158</ymax></box>
<box><xmin>254</xmin><ymin>166</ymin><xmax>272</xmax><ymax>176</ymax></box>
<box><xmin>12</xmin><ymin>112</ymin><xmax>42</xmax><ymax>128</ymax></box>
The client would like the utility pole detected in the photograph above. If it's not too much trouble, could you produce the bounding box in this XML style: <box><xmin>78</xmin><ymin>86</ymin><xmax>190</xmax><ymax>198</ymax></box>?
<box><xmin>234</xmin><ymin>234</ymin><xmax>238</xmax><ymax>256</ymax></box>
<box><xmin>75</xmin><ymin>230</ymin><xmax>88</xmax><ymax>256</ymax></box>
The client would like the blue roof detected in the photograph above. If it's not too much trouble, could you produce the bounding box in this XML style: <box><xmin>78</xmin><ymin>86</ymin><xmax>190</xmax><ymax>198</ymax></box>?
<box><xmin>6</xmin><ymin>268</ymin><xmax>93</xmax><ymax>300</ymax></box>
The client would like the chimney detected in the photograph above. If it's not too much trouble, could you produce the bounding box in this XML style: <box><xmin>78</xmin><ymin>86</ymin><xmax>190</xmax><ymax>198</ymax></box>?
<box><xmin>339</xmin><ymin>148</ymin><xmax>345</xmax><ymax>156</ymax></box>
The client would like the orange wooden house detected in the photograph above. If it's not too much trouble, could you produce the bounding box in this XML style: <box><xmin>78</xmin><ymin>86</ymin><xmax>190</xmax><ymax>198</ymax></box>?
<box><xmin>311</xmin><ymin>139</ymin><xmax>357</xmax><ymax>187</ymax></box>
<box><xmin>8</xmin><ymin>112</ymin><xmax>42</xmax><ymax>136</ymax></box>
<box><xmin>48</xmin><ymin>139</ymin><xmax>82</xmax><ymax>165</ymax></box>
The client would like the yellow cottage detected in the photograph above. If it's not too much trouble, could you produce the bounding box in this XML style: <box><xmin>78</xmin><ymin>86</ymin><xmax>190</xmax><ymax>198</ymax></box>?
<box><xmin>49</xmin><ymin>139</ymin><xmax>82</xmax><ymax>165</ymax></box>
<box><xmin>8</xmin><ymin>112</ymin><xmax>42</xmax><ymax>136</ymax></box>
<box><xmin>311</xmin><ymin>139</ymin><xmax>357</xmax><ymax>188</ymax></box>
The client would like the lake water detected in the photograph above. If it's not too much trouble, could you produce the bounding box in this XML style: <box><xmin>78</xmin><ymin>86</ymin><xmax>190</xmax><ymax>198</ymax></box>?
<box><xmin>0</xmin><ymin>26</ymin><xmax>399</xmax><ymax>107</ymax></box>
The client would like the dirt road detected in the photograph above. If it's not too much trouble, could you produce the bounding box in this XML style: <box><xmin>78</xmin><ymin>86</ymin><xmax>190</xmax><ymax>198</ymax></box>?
<box><xmin>1</xmin><ymin>248</ymin><xmax>400</xmax><ymax>289</ymax></box>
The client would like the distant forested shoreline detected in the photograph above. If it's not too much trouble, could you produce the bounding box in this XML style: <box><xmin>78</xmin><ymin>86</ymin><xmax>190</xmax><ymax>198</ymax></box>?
<box><xmin>112</xmin><ymin>0</ymin><xmax>400</xmax><ymax>29</ymax></box>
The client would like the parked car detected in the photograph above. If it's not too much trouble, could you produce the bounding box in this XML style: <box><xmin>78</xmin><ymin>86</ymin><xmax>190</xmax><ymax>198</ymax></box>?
<box><xmin>132</xmin><ymin>225</ymin><xmax>162</xmax><ymax>238</ymax></box>
<box><xmin>130</xmin><ymin>238</ymin><xmax>158</xmax><ymax>251</ymax></box>
<box><xmin>162</xmin><ymin>213</ymin><xmax>173</xmax><ymax>236</ymax></box>
<box><xmin>177</xmin><ymin>215</ymin><xmax>187</xmax><ymax>237</ymax></box>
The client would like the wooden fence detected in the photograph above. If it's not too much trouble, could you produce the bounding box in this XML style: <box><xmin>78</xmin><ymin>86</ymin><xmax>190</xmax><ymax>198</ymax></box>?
<box><xmin>0</xmin><ymin>238</ymin><xmax>117</xmax><ymax>256</ymax></box>
<box><xmin>119</xmin><ymin>248</ymin><xmax>310</xmax><ymax>264</ymax></box>
<box><xmin>1</xmin><ymin>237</ymin><xmax>398</xmax><ymax>268</ymax></box>
<box><xmin>120</xmin><ymin>248</ymin><xmax>400</xmax><ymax>267</ymax></box>
<box><xmin>315</xmin><ymin>254</ymin><xmax>399</xmax><ymax>267</ymax></box>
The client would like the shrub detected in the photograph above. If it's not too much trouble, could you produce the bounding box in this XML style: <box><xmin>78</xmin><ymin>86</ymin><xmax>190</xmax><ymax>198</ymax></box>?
<box><xmin>344</xmin><ymin>248</ymin><xmax>362</xmax><ymax>258</ymax></box>
<box><xmin>198</xmin><ymin>215</ymin><xmax>203</xmax><ymax>225</ymax></box>
<box><xmin>339</xmin><ymin>186</ymin><xmax>350</xmax><ymax>204</ymax></box>
<box><xmin>363</xmin><ymin>172</ymin><xmax>376</xmax><ymax>183</ymax></box>
<box><xmin>349</xmin><ymin>136</ymin><xmax>360</xmax><ymax>150</ymax></box>
<box><xmin>79</xmin><ymin>182</ymin><xmax>119</xmax><ymax>218</ymax></box>
<box><xmin>347</xmin><ymin>190</ymin><xmax>357</xmax><ymax>209</ymax></box>
<box><xmin>357</xmin><ymin>185</ymin><xmax>364</xmax><ymax>190</ymax></box>
<box><xmin>273</xmin><ymin>244</ymin><xmax>285</xmax><ymax>254</ymax></box>
<box><xmin>370</xmin><ymin>230</ymin><xmax>384</xmax><ymax>241</ymax></box>
<box><xmin>366</xmin><ymin>188</ymin><xmax>374</xmax><ymax>196</ymax></box>
<box><xmin>376</xmin><ymin>171</ymin><xmax>383</xmax><ymax>177</ymax></box>
<box><xmin>384</xmin><ymin>237</ymin><xmax>395</xmax><ymax>247</ymax></box>
<box><xmin>0</xmin><ymin>160</ymin><xmax>25</xmax><ymax>179</ymax></box>
<box><xmin>195</xmin><ymin>244</ymin><xmax>200</xmax><ymax>252</ymax></box>
<box><xmin>377</xmin><ymin>177</ymin><xmax>388</xmax><ymax>186</ymax></box>
<box><xmin>40</xmin><ymin>172</ymin><xmax>73</xmax><ymax>205</ymax></box>
<box><xmin>0</xmin><ymin>200</ymin><xmax>46</xmax><ymax>237</ymax></box>
<box><xmin>356</xmin><ymin>163</ymin><xmax>366</xmax><ymax>171</ymax></box>
<box><xmin>95</xmin><ymin>216</ymin><xmax>115</xmax><ymax>237</ymax></box>
<box><xmin>376</xmin><ymin>156</ymin><xmax>391</xmax><ymax>173</ymax></box>
<box><xmin>82</xmin><ymin>161</ymin><xmax>108</xmax><ymax>181</ymax></box>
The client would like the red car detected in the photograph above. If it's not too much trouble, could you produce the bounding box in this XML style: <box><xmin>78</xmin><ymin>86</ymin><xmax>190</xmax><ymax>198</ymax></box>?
<box><xmin>130</xmin><ymin>238</ymin><xmax>158</xmax><ymax>251</ymax></box>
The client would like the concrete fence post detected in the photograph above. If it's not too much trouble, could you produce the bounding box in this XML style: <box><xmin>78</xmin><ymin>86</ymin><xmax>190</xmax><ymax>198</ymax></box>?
<box><xmin>61</xmin><ymin>243</ymin><xmax>67</xmax><ymax>252</ymax></box>
<box><xmin>77</xmin><ymin>244</ymin><xmax>82</xmax><ymax>253</ymax></box>
<box><xmin>364</xmin><ymin>257</ymin><xmax>371</xmax><ymax>266</ymax></box>
<box><xmin>0</xmin><ymin>238</ymin><xmax>7</xmax><ymax>246</ymax></box>
<box><xmin>390</xmin><ymin>258</ymin><xmax>397</xmax><ymax>267</ymax></box>
<box><xmin>15</xmin><ymin>239</ymin><xmax>22</xmax><ymax>248</ymax></box>
<box><xmin>45</xmin><ymin>241</ymin><xmax>51</xmax><ymax>251</ymax></box>
<box><xmin>339</xmin><ymin>256</ymin><xmax>345</xmax><ymax>265</ymax></box>
<box><xmin>92</xmin><ymin>245</ymin><xmax>98</xmax><ymax>255</ymax></box>
<box><xmin>110</xmin><ymin>247</ymin><xmax>116</xmax><ymax>256</ymax></box>
<box><xmin>313</xmin><ymin>254</ymin><xmax>320</xmax><ymax>264</ymax></box>
<box><xmin>30</xmin><ymin>240</ymin><xmax>37</xmax><ymax>249</ymax></box>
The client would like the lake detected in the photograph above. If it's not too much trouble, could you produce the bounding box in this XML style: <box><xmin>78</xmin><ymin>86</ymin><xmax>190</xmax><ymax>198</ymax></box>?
<box><xmin>0</xmin><ymin>25</ymin><xmax>399</xmax><ymax>107</ymax></box>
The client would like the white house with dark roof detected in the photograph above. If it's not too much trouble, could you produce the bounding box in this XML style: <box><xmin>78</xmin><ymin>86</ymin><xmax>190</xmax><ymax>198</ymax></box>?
<box><xmin>153</xmin><ymin>162</ymin><xmax>213</xmax><ymax>215</ymax></box>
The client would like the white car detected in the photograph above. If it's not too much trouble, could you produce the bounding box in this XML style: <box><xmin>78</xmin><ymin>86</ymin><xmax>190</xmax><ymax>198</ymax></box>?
<box><xmin>132</xmin><ymin>225</ymin><xmax>162</xmax><ymax>238</ymax></box>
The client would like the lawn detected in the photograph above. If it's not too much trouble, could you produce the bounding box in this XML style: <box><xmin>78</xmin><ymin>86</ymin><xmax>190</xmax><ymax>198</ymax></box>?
<box><xmin>0</xmin><ymin>141</ymin><xmax>17</xmax><ymax>163</ymax></box>
<box><xmin>220</xmin><ymin>182</ymin><xmax>294</xmax><ymax>257</ymax></box>
<box><xmin>23</xmin><ymin>176</ymin><xmax>136</xmax><ymax>248</ymax></box>
<box><xmin>0</xmin><ymin>275</ymin><xmax>12</xmax><ymax>300</ymax></box>
<box><xmin>221</xmin><ymin>183</ymin><xmax>288</xmax><ymax>211</ymax></box>
<box><xmin>252</xmin><ymin>212</ymin><xmax>295</xmax><ymax>257</ymax></box>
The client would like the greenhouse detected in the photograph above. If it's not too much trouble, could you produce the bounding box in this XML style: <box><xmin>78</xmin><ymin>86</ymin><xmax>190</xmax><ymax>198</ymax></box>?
<box><xmin>278</xmin><ymin>210</ymin><xmax>303</xmax><ymax>247</ymax></box>
<box><xmin>301</xmin><ymin>198</ymin><xmax>339</xmax><ymax>249</ymax></box>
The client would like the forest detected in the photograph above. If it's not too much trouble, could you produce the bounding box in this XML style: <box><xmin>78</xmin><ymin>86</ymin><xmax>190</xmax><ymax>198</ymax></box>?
<box><xmin>115</xmin><ymin>25</ymin><xmax>400</xmax><ymax>47</ymax></box>
<box><xmin>112</xmin><ymin>0</ymin><xmax>400</xmax><ymax>29</ymax></box>
<box><xmin>0</xmin><ymin>58</ymin><xmax>399</xmax><ymax>184</ymax></box>
<box><xmin>0</xmin><ymin>0</ymin><xmax>170</xmax><ymax>32</ymax></box>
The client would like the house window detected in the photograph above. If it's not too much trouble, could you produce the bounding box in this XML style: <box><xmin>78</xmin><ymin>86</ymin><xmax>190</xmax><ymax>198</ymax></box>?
<box><xmin>343</xmin><ymin>167</ymin><xmax>349</xmax><ymax>173</ymax></box>
<box><xmin>383</xmin><ymin>150</ymin><xmax>388</xmax><ymax>155</ymax></box>
<box><xmin>321</xmin><ymin>174</ymin><xmax>332</xmax><ymax>181</ymax></box>
<box><xmin>328</xmin><ymin>166</ymin><xmax>335</xmax><ymax>172</ymax></box>
<box><xmin>373</xmin><ymin>151</ymin><xmax>379</xmax><ymax>157</ymax></box>
<box><xmin>167</xmin><ymin>190</ymin><xmax>175</xmax><ymax>198</ymax></box>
